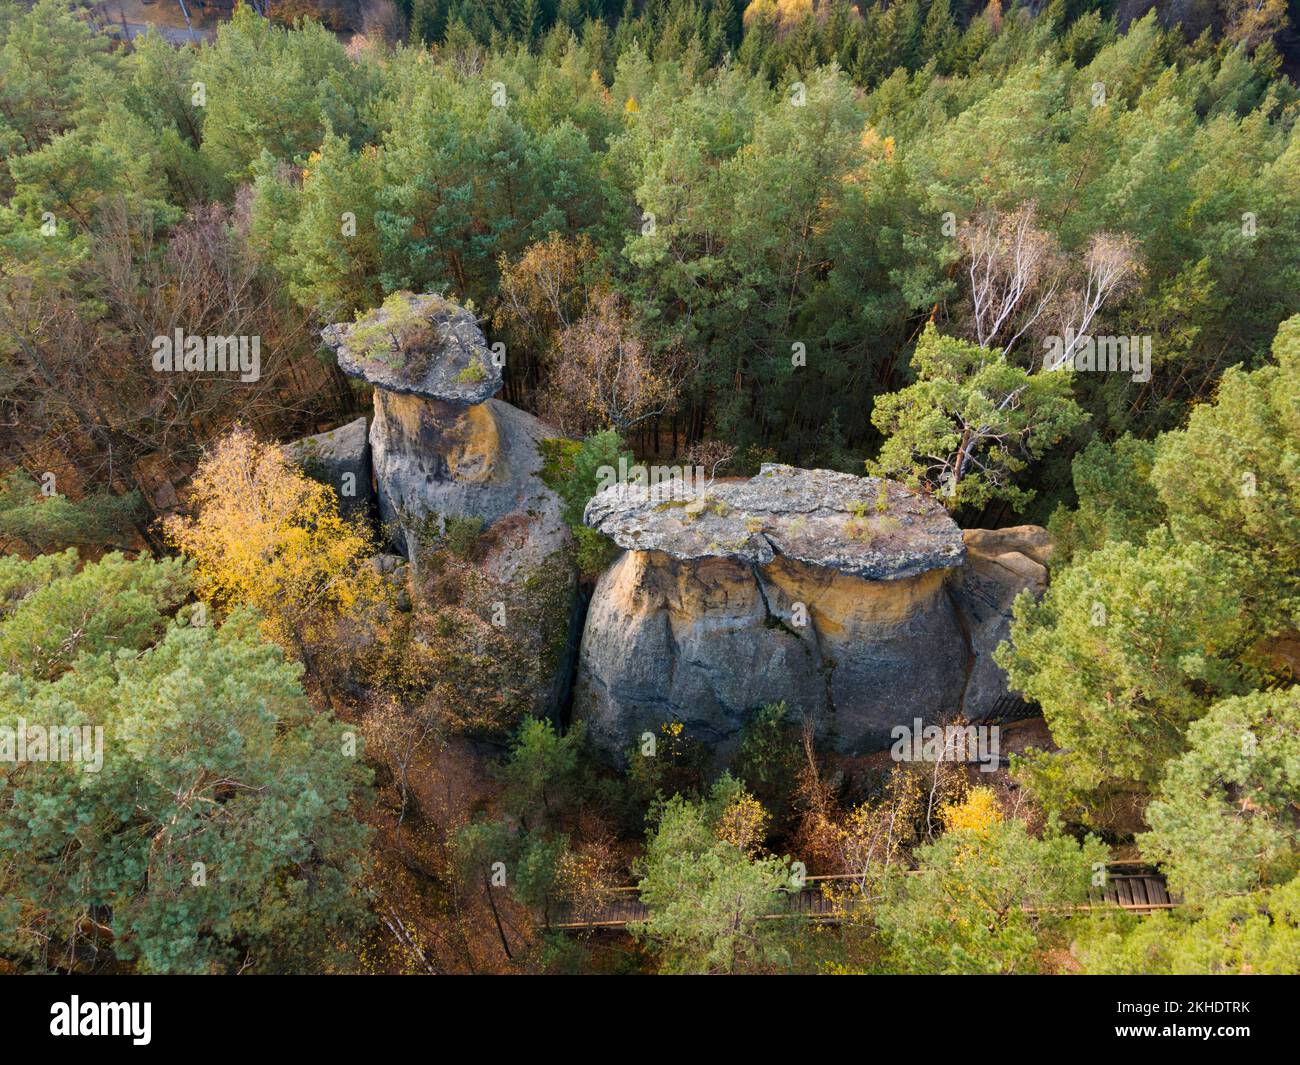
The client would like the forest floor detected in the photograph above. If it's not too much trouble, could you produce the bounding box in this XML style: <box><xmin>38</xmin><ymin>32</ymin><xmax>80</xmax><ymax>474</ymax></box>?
<box><xmin>96</xmin><ymin>0</ymin><xmax>221</xmax><ymax>42</ymax></box>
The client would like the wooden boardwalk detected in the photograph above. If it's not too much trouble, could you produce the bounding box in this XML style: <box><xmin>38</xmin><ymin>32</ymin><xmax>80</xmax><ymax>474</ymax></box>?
<box><xmin>552</xmin><ymin>863</ymin><xmax>1177</xmax><ymax>931</ymax></box>
<box><xmin>1088</xmin><ymin>863</ymin><xmax>1177</xmax><ymax>912</ymax></box>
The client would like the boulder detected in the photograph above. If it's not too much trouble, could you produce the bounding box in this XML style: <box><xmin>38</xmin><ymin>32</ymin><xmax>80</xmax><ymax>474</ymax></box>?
<box><xmin>575</xmin><ymin>466</ymin><xmax>1052</xmax><ymax>762</ymax></box>
<box><xmin>322</xmin><ymin>293</ymin><xmax>502</xmax><ymax>406</ymax></box>
<box><xmin>962</xmin><ymin>525</ymin><xmax>1054</xmax><ymax>569</ymax></box>
<box><xmin>368</xmin><ymin>395</ymin><xmax>569</xmax><ymax>578</ymax></box>
<box><xmin>576</xmin><ymin>466</ymin><xmax>979</xmax><ymax>761</ymax></box>
<box><xmin>284</xmin><ymin>415</ymin><xmax>372</xmax><ymax>520</ymax></box>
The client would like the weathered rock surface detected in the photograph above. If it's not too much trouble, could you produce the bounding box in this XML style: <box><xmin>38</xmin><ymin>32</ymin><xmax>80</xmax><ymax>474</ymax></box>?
<box><xmin>322</xmin><ymin>293</ymin><xmax>501</xmax><ymax>405</ymax></box>
<box><xmin>947</xmin><ymin>526</ymin><xmax>1051</xmax><ymax>717</ymax></box>
<box><xmin>584</xmin><ymin>464</ymin><xmax>965</xmax><ymax>580</ymax></box>
<box><xmin>284</xmin><ymin>415</ymin><xmax>372</xmax><ymax>520</ymax></box>
<box><xmin>368</xmin><ymin>396</ymin><xmax>569</xmax><ymax>575</ymax></box>
<box><xmin>575</xmin><ymin>467</ymin><xmax>1048</xmax><ymax>761</ymax></box>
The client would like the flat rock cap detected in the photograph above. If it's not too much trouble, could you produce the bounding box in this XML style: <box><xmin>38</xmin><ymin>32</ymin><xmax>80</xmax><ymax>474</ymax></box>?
<box><xmin>584</xmin><ymin>463</ymin><xmax>965</xmax><ymax>580</ymax></box>
<box><xmin>321</xmin><ymin>292</ymin><xmax>501</xmax><ymax>406</ymax></box>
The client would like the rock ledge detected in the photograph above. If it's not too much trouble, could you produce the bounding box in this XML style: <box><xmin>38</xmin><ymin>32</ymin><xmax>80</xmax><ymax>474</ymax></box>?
<box><xmin>322</xmin><ymin>292</ymin><xmax>501</xmax><ymax>406</ymax></box>
<box><xmin>583</xmin><ymin>464</ymin><xmax>965</xmax><ymax>581</ymax></box>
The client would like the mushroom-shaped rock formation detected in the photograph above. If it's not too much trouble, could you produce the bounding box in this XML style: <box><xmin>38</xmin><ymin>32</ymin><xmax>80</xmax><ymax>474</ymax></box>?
<box><xmin>321</xmin><ymin>293</ymin><xmax>579</xmax><ymax>721</ymax></box>
<box><xmin>322</xmin><ymin>292</ymin><xmax>568</xmax><ymax>580</ymax></box>
<box><xmin>574</xmin><ymin>465</ymin><xmax>1044</xmax><ymax>762</ymax></box>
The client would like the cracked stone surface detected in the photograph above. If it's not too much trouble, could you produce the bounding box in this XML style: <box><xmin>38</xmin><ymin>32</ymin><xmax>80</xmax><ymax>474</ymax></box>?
<box><xmin>322</xmin><ymin>292</ymin><xmax>502</xmax><ymax>406</ymax></box>
<box><xmin>948</xmin><ymin>526</ymin><xmax>1053</xmax><ymax>719</ymax></box>
<box><xmin>575</xmin><ymin>470</ymin><xmax>1051</xmax><ymax>762</ymax></box>
<box><xmin>583</xmin><ymin>464</ymin><xmax>966</xmax><ymax>581</ymax></box>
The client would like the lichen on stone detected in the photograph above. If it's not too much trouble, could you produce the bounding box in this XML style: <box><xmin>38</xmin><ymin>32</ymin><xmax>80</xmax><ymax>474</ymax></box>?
<box><xmin>583</xmin><ymin>463</ymin><xmax>965</xmax><ymax>581</ymax></box>
<box><xmin>321</xmin><ymin>290</ymin><xmax>501</xmax><ymax>406</ymax></box>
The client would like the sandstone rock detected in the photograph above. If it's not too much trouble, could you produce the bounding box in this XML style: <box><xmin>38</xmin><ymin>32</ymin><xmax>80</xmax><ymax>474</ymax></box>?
<box><xmin>962</xmin><ymin>525</ymin><xmax>1054</xmax><ymax>569</ymax></box>
<box><xmin>576</xmin><ymin>467</ymin><xmax>979</xmax><ymax>761</ymax></box>
<box><xmin>321</xmin><ymin>293</ymin><xmax>501</xmax><ymax>406</ymax></box>
<box><xmin>322</xmin><ymin>293</ymin><xmax>578</xmax><ymax>723</ymax></box>
<box><xmin>284</xmin><ymin>416</ymin><xmax>372</xmax><ymax>520</ymax></box>
<box><xmin>585</xmin><ymin>464</ymin><xmax>965</xmax><ymax>580</ymax></box>
<box><xmin>575</xmin><ymin>466</ymin><xmax>1052</xmax><ymax>761</ymax></box>
<box><xmin>370</xmin><ymin>396</ymin><xmax>570</xmax><ymax>579</ymax></box>
<box><xmin>576</xmin><ymin>547</ymin><xmax>967</xmax><ymax>761</ymax></box>
<box><xmin>321</xmin><ymin>293</ymin><xmax>569</xmax><ymax>577</ymax></box>
<box><xmin>946</xmin><ymin>527</ymin><xmax>1049</xmax><ymax>719</ymax></box>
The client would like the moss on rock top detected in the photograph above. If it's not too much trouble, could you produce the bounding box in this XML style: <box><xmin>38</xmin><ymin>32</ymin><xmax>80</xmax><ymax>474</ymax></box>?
<box><xmin>583</xmin><ymin>464</ymin><xmax>965</xmax><ymax>581</ymax></box>
<box><xmin>322</xmin><ymin>291</ymin><xmax>501</xmax><ymax>406</ymax></box>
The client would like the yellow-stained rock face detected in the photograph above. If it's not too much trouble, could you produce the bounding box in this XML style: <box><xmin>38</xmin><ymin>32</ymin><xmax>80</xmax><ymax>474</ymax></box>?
<box><xmin>442</xmin><ymin>401</ymin><xmax>500</xmax><ymax>484</ymax></box>
<box><xmin>763</xmin><ymin>557</ymin><xmax>949</xmax><ymax>639</ymax></box>
<box><xmin>373</xmin><ymin>391</ymin><xmax>501</xmax><ymax>485</ymax></box>
<box><xmin>601</xmin><ymin>551</ymin><xmax>950</xmax><ymax>632</ymax></box>
<box><xmin>575</xmin><ymin>525</ymin><xmax>1057</xmax><ymax>763</ymax></box>
<box><xmin>574</xmin><ymin>546</ymin><xmax>970</xmax><ymax>762</ymax></box>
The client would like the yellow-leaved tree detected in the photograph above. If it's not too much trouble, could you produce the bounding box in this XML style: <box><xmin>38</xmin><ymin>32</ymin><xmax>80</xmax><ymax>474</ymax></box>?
<box><xmin>164</xmin><ymin>426</ymin><xmax>389</xmax><ymax>683</ymax></box>
<box><xmin>940</xmin><ymin>786</ymin><xmax>1003</xmax><ymax>835</ymax></box>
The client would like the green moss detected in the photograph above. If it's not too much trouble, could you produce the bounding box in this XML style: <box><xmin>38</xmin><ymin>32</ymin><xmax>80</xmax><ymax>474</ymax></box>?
<box><xmin>443</xmin><ymin>514</ymin><xmax>486</xmax><ymax>558</ymax></box>
<box><xmin>348</xmin><ymin>291</ymin><xmax>444</xmax><ymax>369</ymax></box>
<box><xmin>523</xmin><ymin>548</ymin><xmax>579</xmax><ymax>674</ymax></box>
<box><xmin>456</xmin><ymin>360</ymin><xmax>487</xmax><ymax>385</ymax></box>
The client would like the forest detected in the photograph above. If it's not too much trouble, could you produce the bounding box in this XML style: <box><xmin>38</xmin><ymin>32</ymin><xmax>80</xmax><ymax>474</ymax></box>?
<box><xmin>1</xmin><ymin>0</ymin><xmax>1298</xmax><ymax>978</ymax></box>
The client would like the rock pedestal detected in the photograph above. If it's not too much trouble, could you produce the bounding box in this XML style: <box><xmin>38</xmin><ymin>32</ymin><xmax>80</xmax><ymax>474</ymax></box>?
<box><xmin>321</xmin><ymin>293</ymin><xmax>569</xmax><ymax>576</ymax></box>
<box><xmin>319</xmin><ymin>293</ymin><xmax>577</xmax><ymax>719</ymax></box>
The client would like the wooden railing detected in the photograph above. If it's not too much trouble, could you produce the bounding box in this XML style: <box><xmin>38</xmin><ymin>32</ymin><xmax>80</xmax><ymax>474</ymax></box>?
<box><xmin>552</xmin><ymin>863</ymin><xmax>1178</xmax><ymax>931</ymax></box>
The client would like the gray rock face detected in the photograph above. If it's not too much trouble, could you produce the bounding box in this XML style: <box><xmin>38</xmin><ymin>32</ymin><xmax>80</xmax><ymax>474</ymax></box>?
<box><xmin>321</xmin><ymin>292</ymin><xmax>501</xmax><ymax>406</ymax></box>
<box><xmin>365</xmin><ymin>395</ymin><xmax>570</xmax><ymax>578</ymax></box>
<box><xmin>947</xmin><ymin>526</ymin><xmax>1051</xmax><ymax>717</ymax></box>
<box><xmin>585</xmin><ymin>464</ymin><xmax>965</xmax><ymax>580</ymax></box>
<box><xmin>284</xmin><ymin>416</ymin><xmax>372</xmax><ymax>520</ymax></box>
<box><xmin>575</xmin><ymin>548</ymin><xmax>968</xmax><ymax>761</ymax></box>
<box><xmin>574</xmin><ymin>468</ymin><xmax>1049</xmax><ymax>762</ymax></box>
